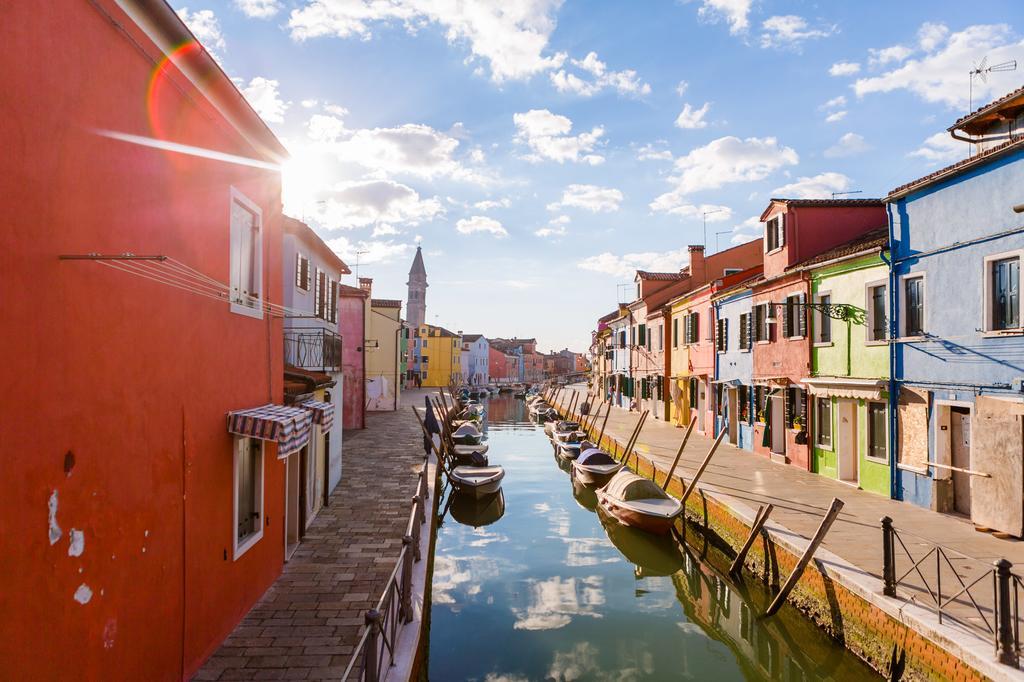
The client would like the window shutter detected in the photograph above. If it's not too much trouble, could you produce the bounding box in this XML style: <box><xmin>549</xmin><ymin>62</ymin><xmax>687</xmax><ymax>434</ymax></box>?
<box><xmin>797</xmin><ymin>294</ymin><xmax>807</xmax><ymax>337</ymax></box>
<box><xmin>800</xmin><ymin>389</ymin><xmax>808</xmax><ymax>429</ymax></box>
<box><xmin>723</xmin><ymin>318</ymin><xmax>729</xmax><ymax>351</ymax></box>
<box><xmin>777</xmin><ymin>213</ymin><xmax>785</xmax><ymax>247</ymax></box>
<box><xmin>330</xmin><ymin>280</ymin><xmax>339</xmax><ymax>323</ymax></box>
<box><xmin>638</xmin><ymin>324</ymin><xmax>646</xmax><ymax>347</ymax></box>
<box><xmin>782</xmin><ymin>299</ymin><xmax>791</xmax><ymax>338</ymax></box>
<box><xmin>785</xmin><ymin>388</ymin><xmax>793</xmax><ymax>427</ymax></box>
<box><xmin>746</xmin><ymin>313</ymin><xmax>753</xmax><ymax>349</ymax></box>
<box><xmin>684</xmin><ymin>315</ymin><xmax>691</xmax><ymax>345</ymax></box>
<box><xmin>692</xmin><ymin>312</ymin><xmax>699</xmax><ymax>344</ymax></box>
<box><xmin>305</xmin><ymin>259</ymin><xmax>312</xmax><ymax>291</ymax></box>
<box><xmin>295</xmin><ymin>253</ymin><xmax>302</xmax><ymax>288</ymax></box>
<box><xmin>314</xmin><ymin>268</ymin><xmax>322</xmax><ymax>317</ymax></box>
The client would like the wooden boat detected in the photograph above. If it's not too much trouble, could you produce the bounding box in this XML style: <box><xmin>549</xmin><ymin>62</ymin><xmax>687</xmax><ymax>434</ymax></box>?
<box><xmin>452</xmin><ymin>422</ymin><xmax>483</xmax><ymax>445</ymax></box>
<box><xmin>551</xmin><ymin>421</ymin><xmax>581</xmax><ymax>441</ymax></box>
<box><xmin>449</xmin><ymin>465</ymin><xmax>505</xmax><ymax>498</ymax></box>
<box><xmin>453</xmin><ymin>442</ymin><xmax>489</xmax><ymax>457</ymax></box>
<box><xmin>572</xmin><ymin>448</ymin><xmax>624</xmax><ymax>486</ymax></box>
<box><xmin>597</xmin><ymin>507</ymin><xmax>684</xmax><ymax>576</ymax></box>
<box><xmin>450</xmin><ymin>490</ymin><xmax>505</xmax><ymax>527</ymax></box>
<box><xmin>596</xmin><ymin>471</ymin><xmax>682</xmax><ymax>536</ymax></box>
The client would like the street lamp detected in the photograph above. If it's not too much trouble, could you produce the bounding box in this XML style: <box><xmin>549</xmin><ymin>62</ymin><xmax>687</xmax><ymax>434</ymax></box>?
<box><xmin>764</xmin><ymin>299</ymin><xmax>862</xmax><ymax>323</ymax></box>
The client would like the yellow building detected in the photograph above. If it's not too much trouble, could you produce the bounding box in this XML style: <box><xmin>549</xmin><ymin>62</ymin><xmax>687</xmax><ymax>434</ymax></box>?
<box><xmin>413</xmin><ymin>323</ymin><xmax>463</xmax><ymax>387</ymax></box>
<box><xmin>366</xmin><ymin>295</ymin><xmax>404</xmax><ymax>411</ymax></box>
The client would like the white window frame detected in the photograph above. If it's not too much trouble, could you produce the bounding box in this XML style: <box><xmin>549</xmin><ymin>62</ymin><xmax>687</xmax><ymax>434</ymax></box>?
<box><xmin>764</xmin><ymin>214</ymin><xmax>785</xmax><ymax>255</ymax></box>
<box><xmin>229</xmin><ymin>187</ymin><xmax>263</xmax><ymax>319</ymax></box>
<box><xmin>982</xmin><ymin>249</ymin><xmax>1024</xmax><ymax>335</ymax></box>
<box><xmin>865</xmin><ymin>401</ymin><xmax>889</xmax><ymax>464</ymax></box>
<box><xmin>815</xmin><ymin>397</ymin><xmax>833</xmax><ymax>451</ymax></box>
<box><xmin>813</xmin><ymin>290</ymin><xmax>833</xmax><ymax>347</ymax></box>
<box><xmin>898</xmin><ymin>273</ymin><xmax>927</xmax><ymax>340</ymax></box>
<box><xmin>864</xmin><ymin>278</ymin><xmax>888</xmax><ymax>346</ymax></box>
<box><xmin>295</xmin><ymin>253</ymin><xmax>311</xmax><ymax>294</ymax></box>
<box><xmin>232</xmin><ymin>436</ymin><xmax>265</xmax><ymax>560</ymax></box>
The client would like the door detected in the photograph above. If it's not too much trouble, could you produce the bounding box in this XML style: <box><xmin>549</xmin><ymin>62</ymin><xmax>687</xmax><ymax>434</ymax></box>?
<box><xmin>697</xmin><ymin>381</ymin><xmax>707</xmax><ymax>432</ymax></box>
<box><xmin>951</xmin><ymin>407</ymin><xmax>972</xmax><ymax>515</ymax></box>
<box><xmin>728</xmin><ymin>388</ymin><xmax>738</xmax><ymax>445</ymax></box>
<box><xmin>770</xmin><ymin>396</ymin><xmax>785</xmax><ymax>455</ymax></box>
<box><xmin>837</xmin><ymin>400</ymin><xmax>858</xmax><ymax>484</ymax></box>
<box><xmin>285</xmin><ymin>448</ymin><xmax>302</xmax><ymax>560</ymax></box>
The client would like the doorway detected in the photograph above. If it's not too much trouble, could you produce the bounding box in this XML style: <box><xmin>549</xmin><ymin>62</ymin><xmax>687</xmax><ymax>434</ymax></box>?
<box><xmin>697</xmin><ymin>380</ymin><xmax>706</xmax><ymax>432</ymax></box>
<box><xmin>836</xmin><ymin>399</ymin><xmax>858</xmax><ymax>484</ymax></box>
<box><xmin>950</xmin><ymin>407</ymin><xmax>972</xmax><ymax>515</ymax></box>
<box><xmin>727</xmin><ymin>388</ymin><xmax>738</xmax><ymax>445</ymax></box>
<box><xmin>770</xmin><ymin>395</ymin><xmax>785</xmax><ymax>455</ymax></box>
<box><xmin>285</xmin><ymin>446</ymin><xmax>305</xmax><ymax>560</ymax></box>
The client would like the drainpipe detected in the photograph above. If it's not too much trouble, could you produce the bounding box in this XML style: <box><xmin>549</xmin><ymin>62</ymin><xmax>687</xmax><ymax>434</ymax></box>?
<box><xmin>883</xmin><ymin>208</ymin><xmax>899</xmax><ymax>500</ymax></box>
<box><xmin>394</xmin><ymin>325</ymin><xmax>401</xmax><ymax>411</ymax></box>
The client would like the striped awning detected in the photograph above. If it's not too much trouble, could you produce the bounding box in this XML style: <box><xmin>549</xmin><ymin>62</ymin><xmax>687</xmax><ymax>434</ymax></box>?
<box><xmin>299</xmin><ymin>399</ymin><xmax>335</xmax><ymax>431</ymax></box>
<box><xmin>227</xmin><ymin>404</ymin><xmax>313</xmax><ymax>458</ymax></box>
<box><xmin>801</xmin><ymin>377</ymin><xmax>885</xmax><ymax>401</ymax></box>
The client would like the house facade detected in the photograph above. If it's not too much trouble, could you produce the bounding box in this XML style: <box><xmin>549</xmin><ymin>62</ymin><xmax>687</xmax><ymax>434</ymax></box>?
<box><xmin>413</xmin><ymin>324</ymin><xmax>463</xmax><ymax>387</ymax></box>
<box><xmin>711</xmin><ymin>272</ymin><xmax>762</xmax><ymax>451</ymax></box>
<box><xmin>461</xmin><ymin>334</ymin><xmax>490</xmax><ymax>385</ymax></box>
<box><xmin>670</xmin><ymin>284</ymin><xmax>717</xmax><ymax>434</ymax></box>
<box><xmin>3</xmin><ymin>0</ymin><xmax>296</xmax><ymax>676</ymax></box>
<box><xmin>365</xmin><ymin>285</ymin><xmax>403</xmax><ymax>411</ymax></box>
<box><xmin>888</xmin><ymin>88</ymin><xmax>1024</xmax><ymax>535</ymax></box>
<box><xmin>338</xmin><ymin>284</ymin><xmax>369</xmax><ymax>429</ymax></box>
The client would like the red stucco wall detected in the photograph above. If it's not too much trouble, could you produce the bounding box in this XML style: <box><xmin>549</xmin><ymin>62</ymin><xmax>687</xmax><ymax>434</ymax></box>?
<box><xmin>2</xmin><ymin>2</ymin><xmax>287</xmax><ymax>678</ymax></box>
<box><xmin>338</xmin><ymin>294</ymin><xmax>367</xmax><ymax>429</ymax></box>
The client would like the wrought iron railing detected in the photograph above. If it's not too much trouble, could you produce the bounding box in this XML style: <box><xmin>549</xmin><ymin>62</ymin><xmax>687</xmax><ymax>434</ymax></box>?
<box><xmin>341</xmin><ymin>459</ymin><xmax>430</xmax><ymax>681</ymax></box>
<box><xmin>881</xmin><ymin>517</ymin><xmax>1021</xmax><ymax>667</ymax></box>
<box><xmin>284</xmin><ymin>327</ymin><xmax>342</xmax><ymax>372</ymax></box>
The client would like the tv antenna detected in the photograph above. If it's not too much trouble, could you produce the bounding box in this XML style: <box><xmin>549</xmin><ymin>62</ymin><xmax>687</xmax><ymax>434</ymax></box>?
<box><xmin>354</xmin><ymin>249</ymin><xmax>368</xmax><ymax>279</ymax></box>
<box><xmin>831</xmin><ymin>190</ymin><xmax>863</xmax><ymax>199</ymax></box>
<box><xmin>969</xmin><ymin>57</ymin><xmax>1017</xmax><ymax>112</ymax></box>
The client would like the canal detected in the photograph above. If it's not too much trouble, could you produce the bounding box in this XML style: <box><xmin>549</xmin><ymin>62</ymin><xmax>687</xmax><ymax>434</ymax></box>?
<box><xmin>426</xmin><ymin>395</ymin><xmax>879</xmax><ymax>681</ymax></box>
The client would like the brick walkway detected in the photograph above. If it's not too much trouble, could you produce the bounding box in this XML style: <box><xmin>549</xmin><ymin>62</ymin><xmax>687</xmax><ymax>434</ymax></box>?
<box><xmin>194</xmin><ymin>390</ymin><xmax>433</xmax><ymax>681</ymax></box>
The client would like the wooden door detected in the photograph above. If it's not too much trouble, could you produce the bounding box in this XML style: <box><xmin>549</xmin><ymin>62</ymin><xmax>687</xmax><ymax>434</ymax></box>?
<box><xmin>951</xmin><ymin>407</ymin><xmax>972</xmax><ymax>515</ymax></box>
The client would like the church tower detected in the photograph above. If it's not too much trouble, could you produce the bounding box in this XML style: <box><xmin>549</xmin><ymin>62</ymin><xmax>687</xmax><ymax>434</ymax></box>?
<box><xmin>406</xmin><ymin>246</ymin><xmax>427</xmax><ymax>329</ymax></box>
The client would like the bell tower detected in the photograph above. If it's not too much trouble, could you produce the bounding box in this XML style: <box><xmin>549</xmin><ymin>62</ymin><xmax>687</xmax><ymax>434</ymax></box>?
<box><xmin>406</xmin><ymin>246</ymin><xmax>427</xmax><ymax>329</ymax></box>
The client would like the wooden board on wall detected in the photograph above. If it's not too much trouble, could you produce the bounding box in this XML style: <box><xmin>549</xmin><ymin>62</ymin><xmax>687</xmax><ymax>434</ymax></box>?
<box><xmin>973</xmin><ymin>396</ymin><xmax>1024</xmax><ymax>537</ymax></box>
<box><xmin>898</xmin><ymin>388</ymin><xmax>929</xmax><ymax>470</ymax></box>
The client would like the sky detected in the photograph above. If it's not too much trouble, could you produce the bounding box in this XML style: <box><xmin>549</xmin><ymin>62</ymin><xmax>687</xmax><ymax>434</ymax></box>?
<box><xmin>171</xmin><ymin>0</ymin><xmax>1024</xmax><ymax>353</ymax></box>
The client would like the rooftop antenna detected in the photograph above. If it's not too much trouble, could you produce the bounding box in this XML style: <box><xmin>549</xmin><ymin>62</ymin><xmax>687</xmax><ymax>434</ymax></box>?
<box><xmin>715</xmin><ymin>230</ymin><xmax>732</xmax><ymax>253</ymax></box>
<box><xmin>354</xmin><ymin>249</ymin><xmax>368</xmax><ymax>280</ymax></box>
<box><xmin>969</xmin><ymin>57</ymin><xmax>1017</xmax><ymax>112</ymax></box>
<box><xmin>831</xmin><ymin>190</ymin><xmax>863</xmax><ymax>199</ymax></box>
<box><xmin>702</xmin><ymin>208</ymin><xmax>725</xmax><ymax>252</ymax></box>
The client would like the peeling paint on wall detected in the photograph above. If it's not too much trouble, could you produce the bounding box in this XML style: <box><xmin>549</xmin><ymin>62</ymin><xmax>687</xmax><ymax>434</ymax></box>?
<box><xmin>102</xmin><ymin>619</ymin><xmax>117</xmax><ymax>649</ymax></box>
<box><xmin>73</xmin><ymin>584</ymin><xmax>92</xmax><ymax>605</ymax></box>
<box><xmin>68</xmin><ymin>529</ymin><xmax>84</xmax><ymax>557</ymax></box>
<box><xmin>47</xmin><ymin>490</ymin><xmax>62</xmax><ymax>545</ymax></box>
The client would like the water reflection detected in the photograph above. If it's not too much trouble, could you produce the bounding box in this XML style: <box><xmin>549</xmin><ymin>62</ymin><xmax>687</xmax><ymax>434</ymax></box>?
<box><xmin>428</xmin><ymin>396</ymin><xmax>878</xmax><ymax>681</ymax></box>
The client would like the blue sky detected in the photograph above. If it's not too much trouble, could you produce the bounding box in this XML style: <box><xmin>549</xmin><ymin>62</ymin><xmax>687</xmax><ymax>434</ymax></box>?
<box><xmin>172</xmin><ymin>0</ymin><xmax>1024</xmax><ymax>353</ymax></box>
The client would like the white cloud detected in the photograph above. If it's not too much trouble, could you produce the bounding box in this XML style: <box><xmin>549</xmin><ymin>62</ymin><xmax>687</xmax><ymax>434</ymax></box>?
<box><xmin>513</xmin><ymin>109</ymin><xmax>605</xmax><ymax>165</ymax></box>
<box><xmin>729</xmin><ymin>216</ymin><xmax>762</xmax><ymax>245</ymax></box>
<box><xmin>549</xmin><ymin>51</ymin><xmax>651</xmax><ymax>97</ymax></box>
<box><xmin>868</xmin><ymin>44</ymin><xmax>912</xmax><ymax>67</ymax></box>
<box><xmin>854</xmin><ymin>23</ymin><xmax>1024</xmax><ymax>108</ymax></box>
<box><xmin>674</xmin><ymin>102</ymin><xmax>710</xmax><ymax>129</ymax></box>
<box><xmin>577</xmin><ymin>247</ymin><xmax>690</xmax><ymax>279</ymax></box>
<box><xmin>676</xmin><ymin>80</ymin><xmax>689</xmax><ymax>96</ymax></box>
<box><xmin>821</xmin><ymin>95</ymin><xmax>847</xmax><ymax>109</ymax></box>
<box><xmin>371</xmin><ymin>223</ymin><xmax>399</xmax><ymax>237</ymax></box>
<box><xmin>287</xmin><ymin>0</ymin><xmax>567</xmax><ymax>83</ymax></box>
<box><xmin>300</xmin><ymin>98</ymin><xmax>319</xmax><ymax>108</ymax></box>
<box><xmin>659</xmin><ymin>136</ymin><xmax>798</xmax><ymax>196</ymax></box>
<box><xmin>760</xmin><ymin>15</ymin><xmax>836</xmax><ymax>49</ymax></box>
<box><xmin>176</xmin><ymin>8</ymin><xmax>226</xmax><ymax>59</ymax></box>
<box><xmin>511</xmin><ymin>576</ymin><xmax>604</xmax><ymax>631</ymax></box>
<box><xmin>234</xmin><ymin>0</ymin><xmax>281</xmax><ymax>19</ymax></box>
<box><xmin>456</xmin><ymin>215</ymin><xmax>509</xmax><ymax>238</ymax></box>
<box><xmin>635</xmin><ymin>142</ymin><xmax>673</xmax><ymax>162</ymax></box>
<box><xmin>648</xmin><ymin>195</ymin><xmax>732</xmax><ymax>222</ymax></box>
<box><xmin>473</xmin><ymin>198</ymin><xmax>511</xmax><ymax>211</ymax></box>
<box><xmin>829</xmin><ymin>61</ymin><xmax>861</xmax><ymax>76</ymax></box>
<box><xmin>326</xmin><ymin>235</ymin><xmax>412</xmax><ymax>265</ymax></box>
<box><xmin>909</xmin><ymin>132</ymin><xmax>966</xmax><ymax>165</ymax></box>
<box><xmin>824</xmin><ymin>110</ymin><xmax>847</xmax><ymax>123</ymax></box>
<box><xmin>535</xmin><ymin>215</ymin><xmax>569</xmax><ymax>238</ymax></box>
<box><xmin>306</xmin><ymin>113</ymin><xmax>348</xmax><ymax>142</ymax></box>
<box><xmin>240</xmin><ymin>77</ymin><xmax>289</xmax><ymax>124</ymax></box>
<box><xmin>696</xmin><ymin>0</ymin><xmax>752</xmax><ymax>34</ymax></box>
<box><xmin>321</xmin><ymin>179</ymin><xmax>444</xmax><ymax>229</ymax></box>
<box><xmin>772</xmin><ymin>172</ymin><xmax>851</xmax><ymax>199</ymax></box>
<box><xmin>824</xmin><ymin>132</ymin><xmax>870</xmax><ymax>158</ymax></box>
<box><xmin>547</xmin><ymin>184</ymin><xmax>623</xmax><ymax>213</ymax></box>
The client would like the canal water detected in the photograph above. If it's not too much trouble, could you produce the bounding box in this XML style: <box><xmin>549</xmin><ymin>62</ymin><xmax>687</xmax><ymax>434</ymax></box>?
<box><xmin>426</xmin><ymin>396</ymin><xmax>878</xmax><ymax>681</ymax></box>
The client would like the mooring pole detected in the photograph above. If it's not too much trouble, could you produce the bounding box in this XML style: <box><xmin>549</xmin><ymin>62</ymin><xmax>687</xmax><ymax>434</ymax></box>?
<box><xmin>995</xmin><ymin>559</ymin><xmax>1018</xmax><ymax>667</ymax></box>
<box><xmin>661</xmin><ymin>415</ymin><xmax>697</xmax><ymax>491</ymax></box>
<box><xmin>596</xmin><ymin>401</ymin><xmax>613</xmax><ymax>447</ymax></box>
<box><xmin>679</xmin><ymin>430</ymin><xmax>726</xmax><ymax>506</ymax></box>
<box><xmin>622</xmin><ymin>410</ymin><xmax>649</xmax><ymax>466</ymax></box>
<box><xmin>764</xmin><ymin>497</ymin><xmax>845</xmax><ymax>617</ymax></box>
<box><xmin>881</xmin><ymin>516</ymin><xmax>896</xmax><ymax>597</ymax></box>
<box><xmin>729</xmin><ymin>504</ymin><xmax>774</xmax><ymax>575</ymax></box>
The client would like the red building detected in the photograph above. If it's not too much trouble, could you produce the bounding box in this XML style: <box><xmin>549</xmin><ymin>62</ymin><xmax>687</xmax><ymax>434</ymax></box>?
<box><xmin>751</xmin><ymin>199</ymin><xmax>886</xmax><ymax>469</ymax></box>
<box><xmin>3</xmin><ymin>0</ymin><xmax>297</xmax><ymax>677</ymax></box>
<box><xmin>339</xmin><ymin>284</ymin><xmax>369</xmax><ymax>430</ymax></box>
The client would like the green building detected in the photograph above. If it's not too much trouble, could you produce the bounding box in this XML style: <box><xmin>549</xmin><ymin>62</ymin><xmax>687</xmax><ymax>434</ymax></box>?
<box><xmin>802</xmin><ymin>229</ymin><xmax>891</xmax><ymax>497</ymax></box>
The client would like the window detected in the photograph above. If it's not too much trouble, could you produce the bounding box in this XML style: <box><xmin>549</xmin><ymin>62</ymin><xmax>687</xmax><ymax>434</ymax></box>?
<box><xmin>867</xmin><ymin>402</ymin><xmax>887</xmax><ymax>460</ymax></box>
<box><xmin>764</xmin><ymin>214</ymin><xmax>785</xmax><ymax>252</ymax></box>
<box><xmin>723</xmin><ymin>268</ymin><xmax>742</xmax><ymax>276</ymax></box>
<box><xmin>421</xmin><ymin>371</ymin><xmax>428</xmax><ymax>379</ymax></box>
<box><xmin>903</xmin><ymin>275</ymin><xmax>925</xmax><ymax>337</ymax></box>
<box><xmin>785</xmin><ymin>387</ymin><xmax>806</xmax><ymax>430</ymax></box>
<box><xmin>754</xmin><ymin>386</ymin><xmax>767</xmax><ymax>422</ymax></box>
<box><xmin>686</xmin><ymin>311</ymin><xmax>700</xmax><ymax>344</ymax></box>
<box><xmin>738</xmin><ymin>385</ymin><xmax>750</xmax><ymax>423</ymax></box>
<box><xmin>815</xmin><ymin>294</ymin><xmax>832</xmax><ymax>344</ymax></box>
<box><xmin>233</xmin><ymin>437</ymin><xmax>264</xmax><ymax>558</ymax></box>
<box><xmin>295</xmin><ymin>253</ymin><xmax>311</xmax><ymax>291</ymax></box>
<box><xmin>631</xmin><ymin>326</ymin><xmax>636</xmax><ymax>347</ymax></box>
<box><xmin>866</xmin><ymin>283</ymin><xmax>887</xmax><ymax>342</ymax></box>
<box><xmin>816</xmin><ymin>399</ymin><xmax>832</xmax><ymax>448</ymax></box>
<box><xmin>716</xmin><ymin>318</ymin><xmax>728</xmax><ymax>352</ymax></box>
<box><xmin>987</xmin><ymin>255</ymin><xmax>1021</xmax><ymax>331</ymax></box>
<box><xmin>313</xmin><ymin>268</ymin><xmax>327</xmax><ymax>319</ymax></box>
<box><xmin>637</xmin><ymin>324</ymin><xmax>646</xmax><ymax>349</ymax></box>
<box><xmin>672</xmin><ymin>318</ymin><xmax>678</xmax><ymax>348</ymax></box>
<box><xmin>754</xmin><ymin>304</ymin><xmax>769</xmax><ymax>342</ymax></box>
<box><xmin>619</xmin><ymin>330</ymin><xmax>626</xmax><ymax>348</ymax></box>
<box><xmin>782</xmin><ymin>294</ymin><xmax>805</xmax><ymax>338</ymax></box>
<box><xmin>329</xmin><ymin>279</ymin><xmax>339</xmax><ymax>323</ymax></box>
<box><xmin>739</xmin><ymin>312</ymin><xmax>751</xmax><ymax>350</ymax></box>
<box><xmin>423</xmin><ymin>339</ymin><xmax>428</xmax><ymax>348</ymax></box>
<box><xmin>657</xmin><ymin>324</ymin><xmax>664</xmax><ymax>351</ymax></box>
<box><xmin>229</xmin><ymin>188</ymin><xmax>263</xmax><ymax>318</ymax></box>
<box><xmin>422</xmin><ymin>355</ymin><xmax>429</xmax><ymax>364</ymax></box>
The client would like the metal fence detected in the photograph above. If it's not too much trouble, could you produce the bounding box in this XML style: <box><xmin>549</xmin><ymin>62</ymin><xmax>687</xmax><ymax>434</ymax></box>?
<box><xmin>341</xmin><ymin>459</ymin><xmax>430</xmax><ymax>681</ymax></box>
<box><xmin>284</xmin><ymin>327</ymin><xmax>342</xmax><ymax>372</ymax></box>
<box><xmin>881</xmin><ymin>517</ymin><xmax>1021</xmax><ymax>667</ymax></box>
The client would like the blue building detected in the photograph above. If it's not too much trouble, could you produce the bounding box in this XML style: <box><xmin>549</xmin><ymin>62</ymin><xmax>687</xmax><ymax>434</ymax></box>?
<box><xmin>887</xmin><ymin>86</ymin><xmax>1024</xmax><ymax>536</ymax></box>
<box><xmin>711</xmin><ymin>275</ymin><xmax>762</xmax><ymax>451</ymax></box>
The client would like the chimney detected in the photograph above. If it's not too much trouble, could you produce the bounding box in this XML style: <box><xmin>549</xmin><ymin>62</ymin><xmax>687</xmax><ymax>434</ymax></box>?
<box><xmin>688</xmin><ymin>245</ymin><xmax>706</xmax><ymax>284</ymax></box>
<box><xmin>358</xmin><ymin>277</ymin><xmax>372</xmax><ymax>296</ymax></box>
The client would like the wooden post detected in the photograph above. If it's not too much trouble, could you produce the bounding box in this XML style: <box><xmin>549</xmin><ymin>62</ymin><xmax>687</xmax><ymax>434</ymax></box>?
<box><xmin>679</xmin><ymin>430</ymin><xmax>726</xmax><ymax>506</ymax></box>
<box><xmin>410</xmin><ymin>406</ymin><xmax>452</xmax><ymax>476</ymax></box>
<box><xmin>596</xmin><ymin>400</ymin><xmax>612</xmax><ymax>446</ymax></box>
<box><xmin>661</xmin><ymin>416</ymin><xmax>697</xmax><ymax>491</ymax></box>
<box><xmin>764</xmin><ymin>497</ymin><xmax>845</xmax><ymax>617</ymax></box>
<box><xmin>729</xmin><ymin>504</ymin><xmax>774</xmax><ymax>575</ymax></box>
<box><xmin>622</xmin><ymin>410</ymin><xmax>649</xmax><ymax>466</ymax></box>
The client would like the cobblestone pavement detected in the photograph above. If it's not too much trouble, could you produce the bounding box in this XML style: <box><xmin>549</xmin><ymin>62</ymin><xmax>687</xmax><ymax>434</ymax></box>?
<box><xmin>555</xmin><ymin>384</ymin><xmax>1024</xmax><ymax>643</ymax></box>
<box><xmin>194</xmin><ymin>390</ymin><xmax>433</xmax><ymax>681</ymax></box>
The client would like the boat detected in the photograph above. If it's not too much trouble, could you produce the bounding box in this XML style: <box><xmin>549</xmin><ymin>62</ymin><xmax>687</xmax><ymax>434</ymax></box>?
<box><xmin>452</xmin><ymin>422</ymin><xmax>483</xmax><ymax>445</ymax></box>
<box><xmin>597</xmin><ymin>507</ymin><xmax>684</xmax><ymax>576</ymax></box>
<box><xmin>551</xmin><ymin>420</ymin><xmax>581</xmax><ymax>441</ymax></box>
<box><xmin>453</xmin><ymin>442</ymin><xmax>490</xmax><ymax>458</ymax></box>
<box><xmin>450</xmin><ymin>490</ymin><xmax>505</xmax><ymax>527</ymax></box>
<box><xmin>449</xmin><ymin>465</ymin><xmax>505</xmax><ymax>498</ymax></box>
<box><xmin>596</xmin><ymin>471</ymin><xmax>683</xmax><ymax>536</ymax></box>
<box><xmin>571</xmin><ymin>476</ymin><xmax>598</xmax><ymax>512</ymax></box>
<box><xmin>572</xmin><ymin>448</ymin><xmax>625</xmax><ymax>486</ymax></box>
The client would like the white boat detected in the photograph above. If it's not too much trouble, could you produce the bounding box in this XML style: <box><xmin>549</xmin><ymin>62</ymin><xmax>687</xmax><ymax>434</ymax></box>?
<box><xmin>452</xmin><ymin>422</ymin><xmax>483</xmax><ymax>445</ymax></box>
<box><xmin>596</xmin><ymin>471</ymin><xmax>683</xmax><ymax>536</ymax></box>
<box><xmin>450</xmin><ymin>465</ymin><xmax>505</xmax><ymax>498</ymax></box>
<box><xmin>453</xmin><ymin>442</ymin><xmax>490</xmax><ymax>457</ymax></box>
<box><xmin>551</xmin><ymin>421</ymin><xmax>582</xmax><ymax>441</ymax></box>
<box><xmin>572</xmin><ymin>448</ymin><xmax>624</xmax><ymax>486</ymax></box>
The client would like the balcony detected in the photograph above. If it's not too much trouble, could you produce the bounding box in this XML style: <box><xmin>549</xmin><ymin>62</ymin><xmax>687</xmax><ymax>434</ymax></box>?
<box><xmin>284</xmin><ymin>327</ymin><xmax>343</xmax><ymax>372</ymax></box>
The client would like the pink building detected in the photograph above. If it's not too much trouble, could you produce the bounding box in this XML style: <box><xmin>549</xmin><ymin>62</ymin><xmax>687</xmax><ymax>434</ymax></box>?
<box><xmin>338</xmin><ymin>284</ymin><xmax>368</xmax><ymax>430</ymax></box>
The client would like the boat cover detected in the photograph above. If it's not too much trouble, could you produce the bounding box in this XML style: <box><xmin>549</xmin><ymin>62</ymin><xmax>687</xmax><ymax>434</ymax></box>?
<box><xmin>603</xmin><ymin>471</ymin><xmax>670</xmax><ymax>502</ymax></box>
<box><xmin>578</xmin><ymin>449</ymin><xmax>617</xmax><ymax>466</ymax></box>
<box><xmin>453</xmin><ymin>423</ymin><xmax>481</xmax><ymax>437</ymax></box>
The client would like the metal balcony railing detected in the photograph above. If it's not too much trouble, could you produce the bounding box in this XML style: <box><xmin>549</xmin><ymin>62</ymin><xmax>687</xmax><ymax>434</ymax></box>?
<box><xmin>284</xmin><ymin>327</ymin><xmax>343</xmax><ymax>372</ymax></box>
